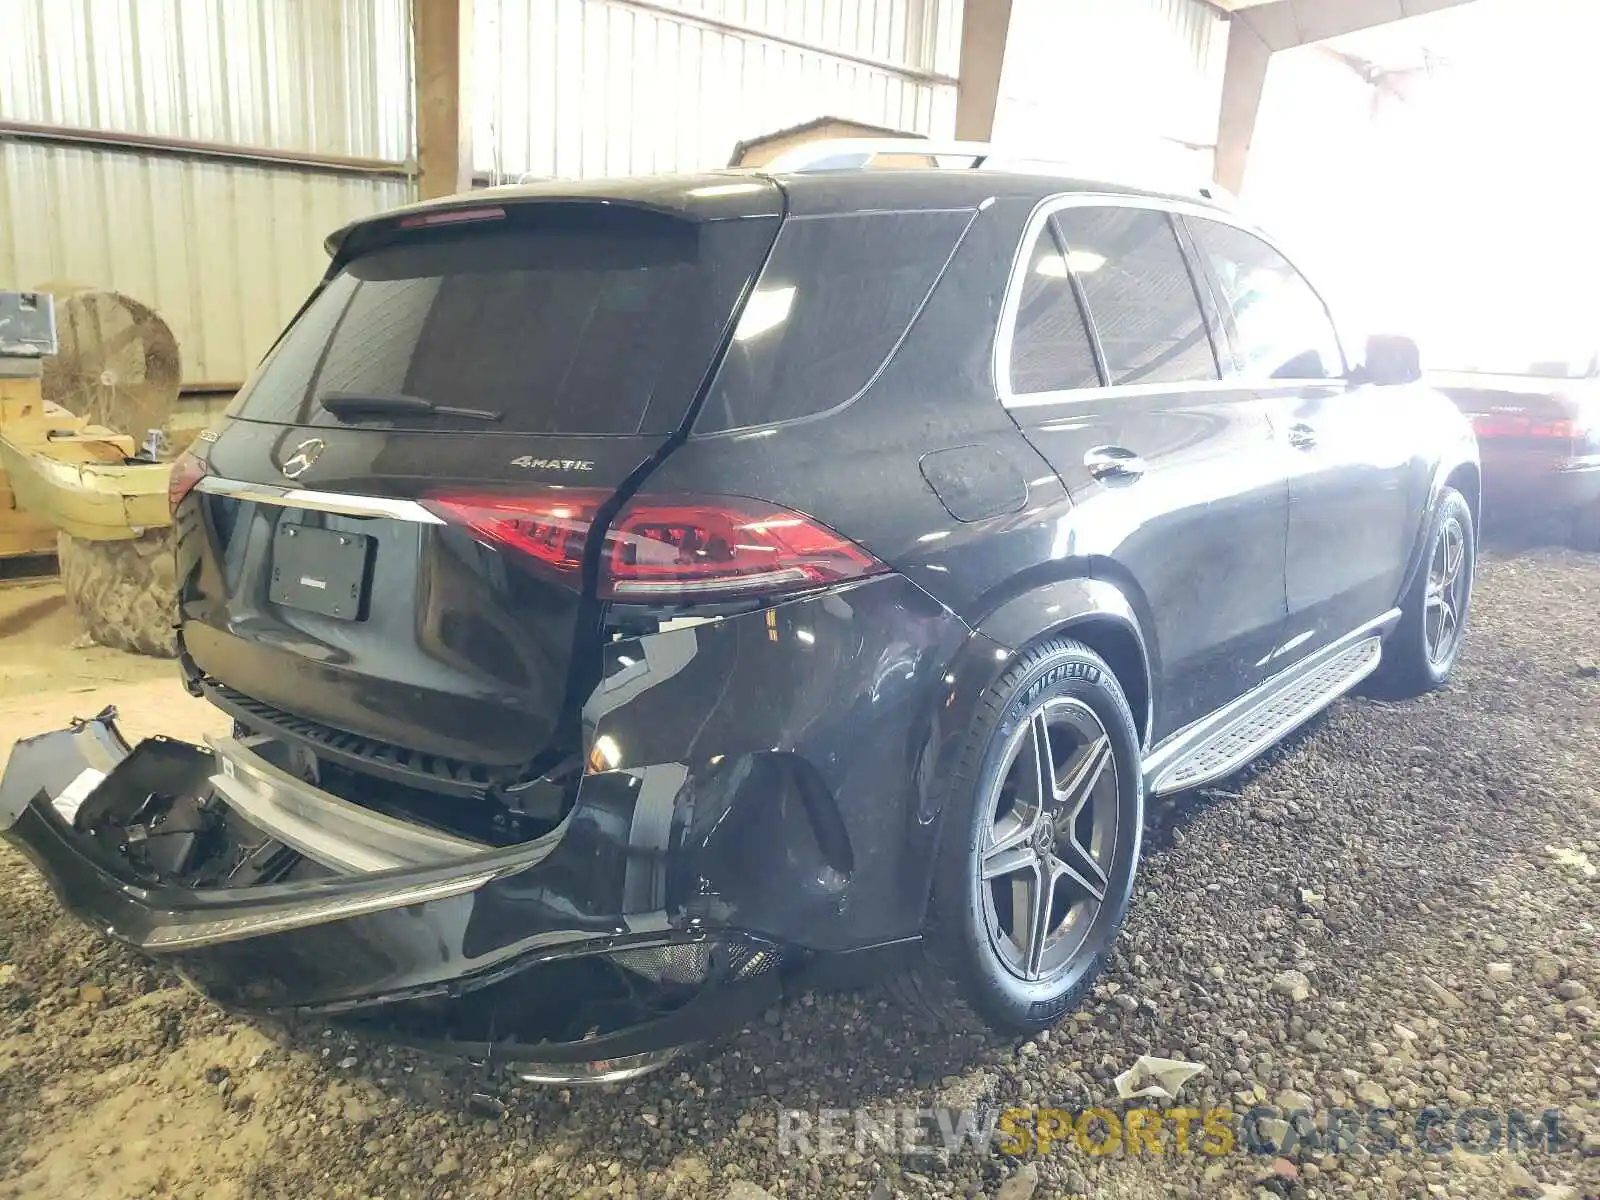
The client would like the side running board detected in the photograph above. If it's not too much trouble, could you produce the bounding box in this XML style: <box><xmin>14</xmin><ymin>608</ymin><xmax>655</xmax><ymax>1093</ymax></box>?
<box><xmin>1143</xmin><ymin>612</ymin><xmax>1399</xmax><ymax>796</ymax></box>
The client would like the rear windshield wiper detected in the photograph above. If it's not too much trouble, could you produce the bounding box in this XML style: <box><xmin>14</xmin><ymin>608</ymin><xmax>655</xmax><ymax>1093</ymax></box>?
<box><xmin>319</xmin><ymin>392</ymin><xmax>504</xmax><ymax>423</ymax></box>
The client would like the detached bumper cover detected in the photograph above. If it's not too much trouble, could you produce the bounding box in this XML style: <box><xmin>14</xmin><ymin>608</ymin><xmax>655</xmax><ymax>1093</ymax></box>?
<box><xmin>0</xmin><ymin>714</ymin><xmax>780</xmax><ymax>1060</ymax></box>
<box><xmin>0</xmin><ymin>575</ymin><xmax>988</xmax><ymax>1060</ymax></box>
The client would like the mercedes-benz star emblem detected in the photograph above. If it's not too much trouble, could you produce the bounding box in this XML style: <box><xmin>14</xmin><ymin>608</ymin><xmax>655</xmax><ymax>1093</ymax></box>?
<box><xmin>280</xmin><ymin>437</ymin><xmax>326</xmax><ymax>480</ymax></box>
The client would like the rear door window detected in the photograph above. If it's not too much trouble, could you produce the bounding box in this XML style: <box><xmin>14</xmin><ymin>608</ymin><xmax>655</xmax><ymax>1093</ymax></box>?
<box><xmin>1185</xmin><ymin>217</ymin><xmax>1344</xmax><ymax>380</ymax></box>
<box><xmin>696</xmin><ymin>209</ymin><xmax>973</xmax><ymax>433</ymax></box>
<box><xmin>1050</xmin><ymin>206</ymin><xmax>1220</xmax><ymax>386</ymax></box>
<box><xmin>1007</xmin><ymin>225</ymin><xmax>1102</xmax><ymax>394</ymax></box>
<box><xmin>226</xmin><ymin>205</ymin><xmax>777</xmax><ymax>435</ymax></box>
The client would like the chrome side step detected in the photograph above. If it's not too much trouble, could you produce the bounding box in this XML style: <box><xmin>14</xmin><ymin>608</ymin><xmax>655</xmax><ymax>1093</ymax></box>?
<box><xmin>1144</xmin><ymin>612</ymin><xmax>1398</xmax><ymax>796</ymax></box>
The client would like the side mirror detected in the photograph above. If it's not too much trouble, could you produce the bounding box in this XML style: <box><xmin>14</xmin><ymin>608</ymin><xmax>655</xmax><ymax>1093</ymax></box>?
<box><xmin>1353</xmin><ymin>334</ymin><xmax>1422</xmax><ymax>386</ymax></box>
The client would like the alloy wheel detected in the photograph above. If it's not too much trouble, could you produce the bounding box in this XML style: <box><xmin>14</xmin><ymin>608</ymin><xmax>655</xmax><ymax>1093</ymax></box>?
<box><xmin>1425</xmin><ymin>514</ymin><xmax>1469</xmax><ymax>665</ymax></box>
<box><xmin>978</xmin><ymin>697</ymin><xmax>1120</xmax><ymax>982</ymax></box>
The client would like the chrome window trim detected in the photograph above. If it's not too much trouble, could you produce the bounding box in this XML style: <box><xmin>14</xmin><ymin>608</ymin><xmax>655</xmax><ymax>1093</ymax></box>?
<box><xmin>994</xmin><ymin>192</ymin><xmax>1347</xmax><ymax>410</ymax></box>
<box><xmin>1003</xmin><ymin>376</ymin><xmax>1345</xmax><ymax>411</ymax></box>
<box><xmin>195</xmin><ymin>475</ymin><xmax>446</xmax><ymax>524</ymax></box>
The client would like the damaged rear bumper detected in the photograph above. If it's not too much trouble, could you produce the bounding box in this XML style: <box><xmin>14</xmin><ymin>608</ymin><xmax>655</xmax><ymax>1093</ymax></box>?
<box><xmin>0</xmin><ymin>711</ymin><xmax>782</xmax><ymax>1078</ymax></box>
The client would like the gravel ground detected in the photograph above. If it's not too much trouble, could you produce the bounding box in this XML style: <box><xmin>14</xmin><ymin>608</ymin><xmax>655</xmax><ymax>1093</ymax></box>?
<box><xmin>1</xmin><ymin>534</ymin><xmax>1598</xmax><ymax>1200</ymax></box>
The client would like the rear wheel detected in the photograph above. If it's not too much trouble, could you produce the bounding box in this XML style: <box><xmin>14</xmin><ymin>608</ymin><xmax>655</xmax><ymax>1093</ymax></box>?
<box><xmin>895</xmin><ymin>638</ymin><xmax>1143</xmax><ymax>1034</ymax></box>
<box><xmin>1376</xmin><ymin>486</ymin><xmax>1474</xmax><ymax>695</ymax></box>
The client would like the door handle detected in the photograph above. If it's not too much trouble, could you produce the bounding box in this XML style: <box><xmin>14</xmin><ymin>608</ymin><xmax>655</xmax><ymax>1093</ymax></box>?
<box><xmin>1084</xmin><ymin>445</ymin><xmax>1145</xmax><ymax>482</ymax></box>
<box><xmin>1286</xmin><ymin>422</ymin><xmax>1318</xmax><ymax>450</ymax></box>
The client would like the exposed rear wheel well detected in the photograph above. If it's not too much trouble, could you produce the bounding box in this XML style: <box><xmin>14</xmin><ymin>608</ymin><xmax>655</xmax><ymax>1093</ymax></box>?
<box><xmin>1059</xmin><ymin>617</ymin><xmax>1149</xmax><ymax>747</ymax></box>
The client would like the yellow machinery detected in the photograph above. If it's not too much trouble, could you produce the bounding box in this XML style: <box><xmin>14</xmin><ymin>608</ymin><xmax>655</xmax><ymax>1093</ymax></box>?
<box><xmin>0</xmin><ymin>288</ymin><xmax>182</xmax><ymax>656</ymax></box>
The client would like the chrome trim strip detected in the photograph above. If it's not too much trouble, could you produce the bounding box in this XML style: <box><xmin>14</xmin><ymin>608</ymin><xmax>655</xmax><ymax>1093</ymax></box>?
<box><xmin>1141</xmin><ymin>610</ymin><xmax>1401</xmax><ymax>796</ymax></box>
<box><xmin>206</xmin><ymin>735</ymin><xmax>489</xmax><ymax>874</ymax></box>
<box><xmin>139</xmin><ymin>869</ymin><xmax>501</xmax><ymax>950</ymax></box>
<box><xmin>1003</xmin><ymin>377</ymin><xmax>1345</xmax><ymax>411</ymax></box>
<box><xmin>516</xmin><ymin>1046</ymin><xmax>683</xmax><ymax>1086</ymax></box>
<box><xmin>194</xmin><ymin>476</ymin><xmax>445</xmax><ymax>524</ymax></box>
<box><xmin>993</xmin><ymin>192</ymin><xmax>1344</xmax><ymax>409</ymax></box>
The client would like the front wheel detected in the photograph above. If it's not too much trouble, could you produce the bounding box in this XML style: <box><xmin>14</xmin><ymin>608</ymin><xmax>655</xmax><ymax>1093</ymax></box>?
<box><xmin>893</xmin><ymin>638</ymin><xmax>1144</xmax><ymax>1034</ymax></box>
<box><xmin>1376</xmin><ymin>486</ymin><xmax>1475</xmax><ymax>695</ymax></box>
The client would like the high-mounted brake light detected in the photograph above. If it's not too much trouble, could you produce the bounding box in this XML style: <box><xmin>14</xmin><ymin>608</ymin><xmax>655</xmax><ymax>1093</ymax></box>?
<box><xmin>423</xmin><ymin>490</ymin><xmax>885</xmax><ymax>602</ymax></box>
<box><xmin>397</xmin><ymin>206</ymin><xmax>506</xmax><ymax>229</ymax></box>
<box><xmin>168</xmin><ymin>447</ymin><xmax>211</xmax><ymax>515</ymax></box>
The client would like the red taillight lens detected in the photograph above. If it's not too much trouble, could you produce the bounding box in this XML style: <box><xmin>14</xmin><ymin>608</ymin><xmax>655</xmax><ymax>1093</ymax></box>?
<box><xmin>424</xmin><ymin>489</ymin><xmax>885</xmax><ymax>602</ymax></box>
<box><xmin>604</xmin><ymin>498</ymin><xmax>884</xmax><ymax>600</ymax></box>
<box><xmin>424</xmin><ymin>489</ymin><xmax>607</xmax><ymax>579</ymax></box>
<box><xmin>1470</xmin><ymin>413</ymin><xmax>1585</xmax><ymax>440</ymax></box>
<box><xmin>168</xmin><ymin>448</ymin><xmax>210</xmax><ymax>515</ymax></box>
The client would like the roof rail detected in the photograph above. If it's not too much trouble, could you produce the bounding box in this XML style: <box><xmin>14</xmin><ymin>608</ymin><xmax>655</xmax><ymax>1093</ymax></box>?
<box><xmin>761</xmin><ymin>137</ymin><xmax>1237</xmax><ymax>207</ymax></box>
<box><xmin>761</xmin><ymin>138</ymin><xmax>993</xmax><ymax>172</ymax></box>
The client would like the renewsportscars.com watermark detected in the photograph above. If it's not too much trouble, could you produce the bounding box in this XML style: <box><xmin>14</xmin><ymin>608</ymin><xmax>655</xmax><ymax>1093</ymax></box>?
<box><xmin>776</xmin><ymin>1104</ymin><xmax>1580</xmax><ymax>1159</ymax></box>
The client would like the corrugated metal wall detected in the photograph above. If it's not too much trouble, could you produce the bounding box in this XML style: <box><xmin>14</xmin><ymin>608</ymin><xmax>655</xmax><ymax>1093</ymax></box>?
<box><xmin>476</xmin><ymin>0</ymin><xmax>963</xmax><ymax>179</ymax></box>
<box><xmin>3</xmin><ymin>0</ymin><xmax>1226</xmax><ymax>381</ymax></box>
<box><xmin>994</xmin><ymin>0</ymin><xmax>1226</xmax><ymax>179</ymax></box>
<box><xmin>0</xmin><ymin>0</ymin><xmax>412</xmax><ymax>386</ymax></box>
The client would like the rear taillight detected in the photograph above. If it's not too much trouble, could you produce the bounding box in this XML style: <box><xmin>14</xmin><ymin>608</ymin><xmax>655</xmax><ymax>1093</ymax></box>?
<box><xmin>168</xmin><ymin>447</ymin><xmax>210</xmax><ymax>515</ymax></box>
<box><xmin>605</xmin><ymin>498</ymin><xmax>884</xmax><ymax>599</ymax></box>
<box><xmin>1470</xmin><ymin>413</ymin><xmax>1583</xmax><ymax>439</ymax></box>
<box><xmin>425</xmin><ymin>489</ymin><xmax>605</xmax><ymax>577</ymax></box>
<box><xmin>424</xmin><ymin>490</ymin><xmax>885</xmax><ymax>602</ymax></box>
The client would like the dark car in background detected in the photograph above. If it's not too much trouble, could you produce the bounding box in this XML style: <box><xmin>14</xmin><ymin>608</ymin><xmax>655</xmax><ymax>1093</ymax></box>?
<box><xmin>1</xmin><ymin>143</ymin><xmax>1479</xmax><ymax>1083</ymax></box>
<box><xmin>1433</xmin><ymin>346</ymin><xmax>1600</xmax><ymax>543</ymax></box>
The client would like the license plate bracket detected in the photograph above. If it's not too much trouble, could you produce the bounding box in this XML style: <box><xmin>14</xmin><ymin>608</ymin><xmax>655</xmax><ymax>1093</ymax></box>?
<box><xmin>268</xmin><ymin>524</ymin><xmax>373</xmax><ymax>620</ymax></box>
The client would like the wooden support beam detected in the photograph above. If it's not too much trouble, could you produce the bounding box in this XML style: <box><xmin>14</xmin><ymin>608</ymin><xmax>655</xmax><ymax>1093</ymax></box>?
<box><xmin>414</xmin><ymin>0</ymin><xmax>474</xmax><ymax>199</ymax></box>
<box><xmin>954</xmin><ymin>0</ymin><xmax>1014</xmax><ymax>141</ymax></box>
<box><xmin>1215</xmin><ymin>15</ymin><xmax>1272</xmax><ymax>193</ymax></box>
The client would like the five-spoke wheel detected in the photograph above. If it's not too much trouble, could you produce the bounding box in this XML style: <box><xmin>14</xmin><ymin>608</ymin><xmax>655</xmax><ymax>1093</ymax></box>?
<box><xmin>979</xmin><ymin>699</ymin><xmax>1119</xmax><ymax>981</ymax></box>
<box><xmin>1376</xmin><ymin>484</ymin><xmax>1475</xmax><ymax>696</ymax></box>
<box><xmin>900</xmin><ymin>638</ymin><xmax>1143</xmax><ymax>1035</ymax></box>
<box><xmin>1425</xmin><ymin>512</ymin><xmax>1469</xmax><ymax>666</ymax></box>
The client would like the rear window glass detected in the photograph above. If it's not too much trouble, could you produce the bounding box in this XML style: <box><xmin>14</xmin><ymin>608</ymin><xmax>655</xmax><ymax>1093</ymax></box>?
<box><xmin>696</xmin><ymin>209</ymin><xmax>973</xmax><ymax>433</ymax></box>
<box><xmin>226</xmin><ymin>206</ymin><xmax>776</xmax><ymax>434</ymax></box>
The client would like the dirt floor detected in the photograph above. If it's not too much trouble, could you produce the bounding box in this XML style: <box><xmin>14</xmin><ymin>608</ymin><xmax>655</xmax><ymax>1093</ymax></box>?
<box><xmin>0</xmin><ymin>532</ymin><xmax>1597</xmax><ymax>1200</ymax></box>
<box><xmin>0</xmin><ymin>572</ymin><xmax>224</xmax><ymax>746</ymax></box>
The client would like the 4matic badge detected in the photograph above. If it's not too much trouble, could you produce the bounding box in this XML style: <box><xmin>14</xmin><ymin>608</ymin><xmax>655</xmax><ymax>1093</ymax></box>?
<box><xmin>510</xmin><ymin>456</ymin><xmax>595</xmax><ymax>472</ymax></box>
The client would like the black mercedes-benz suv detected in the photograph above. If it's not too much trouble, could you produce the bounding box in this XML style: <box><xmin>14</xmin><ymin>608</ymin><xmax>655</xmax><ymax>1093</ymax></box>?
<box><xmin>1</xmin><ymin>144</ymin><xmax>1479</xmax><ymax>1083</ymax></box>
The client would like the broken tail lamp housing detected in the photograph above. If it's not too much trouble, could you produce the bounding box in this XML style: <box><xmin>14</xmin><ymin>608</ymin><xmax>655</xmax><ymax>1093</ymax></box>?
<box><xmin>424</xmin><ymin>489</ymin><xmax>885</xmax><ymax>603</ymax></box>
